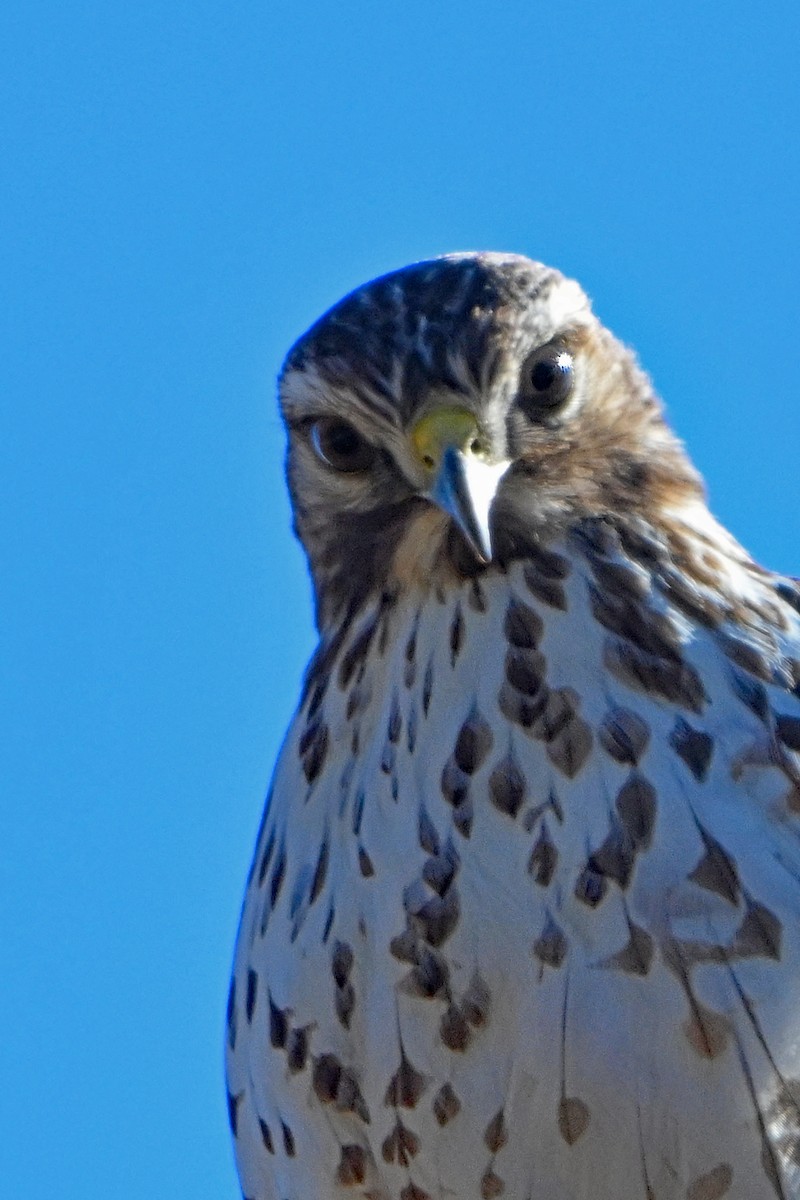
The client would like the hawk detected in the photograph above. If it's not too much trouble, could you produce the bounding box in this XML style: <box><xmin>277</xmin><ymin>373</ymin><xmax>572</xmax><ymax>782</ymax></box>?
<box><xmin>225</xmin><ymin>253</ymin><xmax>800</xmax><ymax>1200</ymax></box>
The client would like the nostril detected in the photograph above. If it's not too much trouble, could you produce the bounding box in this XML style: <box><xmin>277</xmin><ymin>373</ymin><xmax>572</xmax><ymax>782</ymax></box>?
<box><xmin>470</xmin><ymin>439</ymin><xmax>481</xmax><ymax>455</ymax></box>
<box><xmin>422</xmin><ymin>454</ymin><xmax>435</xmax><ymax>468</ymax></box>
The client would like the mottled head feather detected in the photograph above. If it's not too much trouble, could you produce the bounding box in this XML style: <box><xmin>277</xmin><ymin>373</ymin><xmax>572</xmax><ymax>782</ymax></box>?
<box><xmin>282</xmin><ymin>254</ymin><xmax>574</xmax><ymax>425</ymax></box>
<box><xmin>279</xmin><ymin>253</ymin><xmax>704</xmax><ymax>626</ymax></box>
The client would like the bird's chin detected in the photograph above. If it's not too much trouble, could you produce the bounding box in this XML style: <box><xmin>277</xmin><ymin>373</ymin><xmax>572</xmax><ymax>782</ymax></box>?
<box><xmin>312</xmin><ymin>494</ymin><xmax>565</xmax><ymax>624</ymax></box>
<box><xmin>386</xmin><ymin>501</ymin><xmax>555</xmax><ymax>595</ymax></box>
<box><xmin>386</xmin><ymin>506</ymin><xmax>462</xmax><ymax>592</ymax></box>
<box><xmin>443</xmin><ymin>523</ymin><xmax>492</xmax><ymax>578</ymax></box>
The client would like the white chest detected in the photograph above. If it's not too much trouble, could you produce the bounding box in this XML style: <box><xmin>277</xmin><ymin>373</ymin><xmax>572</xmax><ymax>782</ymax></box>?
<box><xmin>227</xmin><ymin>555</ymin><xmax>800</xmax><ymax>1200</ymax></box>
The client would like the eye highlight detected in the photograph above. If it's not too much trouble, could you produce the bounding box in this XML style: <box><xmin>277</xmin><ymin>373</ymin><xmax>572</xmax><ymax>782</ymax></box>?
<box><xmin>519</xmin><ymin>342</ymin><xmax>575</xmax><ymax>421</ymax></box>
<box><xmin>310</xmin><ymin>418</ymin><xmax>376</xmax><ymax>473</ymax></box>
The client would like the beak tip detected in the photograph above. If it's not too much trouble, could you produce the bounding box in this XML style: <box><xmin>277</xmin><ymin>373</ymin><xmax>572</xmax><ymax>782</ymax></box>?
<box><xmin>470</xmin><ymin>524</ymin><xmax>493</xmax><ymax>565</ymax></box>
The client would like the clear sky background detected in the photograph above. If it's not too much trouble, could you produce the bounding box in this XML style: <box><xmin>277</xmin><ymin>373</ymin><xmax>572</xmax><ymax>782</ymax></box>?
<box><xmin>2</xmin><ymin>3</ymin><xmax>799</xmax><ymax>1197</ymax></box>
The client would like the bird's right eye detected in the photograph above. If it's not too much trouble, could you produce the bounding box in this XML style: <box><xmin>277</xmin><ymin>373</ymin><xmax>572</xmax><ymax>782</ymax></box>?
<box><xmin>310</xmin><ymin>418</ymin><xmax>376</xmax><ymax>473</ymax></box>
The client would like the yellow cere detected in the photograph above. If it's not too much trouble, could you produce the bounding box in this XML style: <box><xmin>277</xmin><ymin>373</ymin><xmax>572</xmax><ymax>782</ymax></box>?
<box><xmin>410</xmin><ymin>407</ymin><xmax>482</xmax><ymax>470</ymax></box>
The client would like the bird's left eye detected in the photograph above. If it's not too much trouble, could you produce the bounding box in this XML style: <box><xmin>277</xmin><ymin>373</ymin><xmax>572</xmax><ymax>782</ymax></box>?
<box><xmin>519</xmin><ymin>343</ymin><xmax>575</xmax><ymax>421</ymax></box>
<box><xmin>310</xmin><ymin>418</ymin><xmax>376</xmax><ymax>473</ymax></box>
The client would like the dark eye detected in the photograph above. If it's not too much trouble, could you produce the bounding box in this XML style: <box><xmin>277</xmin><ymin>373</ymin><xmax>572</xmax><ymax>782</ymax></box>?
<box><xmin>520</xmin><ymin>343</ymin><xmax>575</xmax><ymax>420</ymax></box>
<box><xmin>310</xmin><ymin>418</ymin><xmax>375</xmax><ymax>473</ymax></box>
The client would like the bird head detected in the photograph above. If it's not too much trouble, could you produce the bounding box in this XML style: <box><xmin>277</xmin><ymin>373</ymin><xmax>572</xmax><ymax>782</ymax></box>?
<box><xmin>279</xmin><ymin>253</ymin><xmax>703</xmax><ymax>628</ymax></box>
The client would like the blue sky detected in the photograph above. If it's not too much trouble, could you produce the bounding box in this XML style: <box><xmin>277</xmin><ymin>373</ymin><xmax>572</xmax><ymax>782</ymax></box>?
<box><xmin>2</xmin><ymin>3</ymin><xmax>799</xmax><ymax>1197</ymax></box>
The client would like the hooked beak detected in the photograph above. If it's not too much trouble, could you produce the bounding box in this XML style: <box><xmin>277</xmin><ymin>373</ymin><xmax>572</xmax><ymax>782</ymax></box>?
<box><xmin>411</xmin><ymin>408</ymin><xmax>510</xmax><ymax>563</ymax></box>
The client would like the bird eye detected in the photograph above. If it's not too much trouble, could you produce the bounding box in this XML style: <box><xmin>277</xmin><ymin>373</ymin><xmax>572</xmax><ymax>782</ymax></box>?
<box><xmin>310</xmin><ymin>418</ymin><xmax>375</xmax><ymax>473</ymax></box>
<box><xmin>519</xmin><ymin>343</ymin><xmax>575</xmax><ymax>420</ymax></box>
